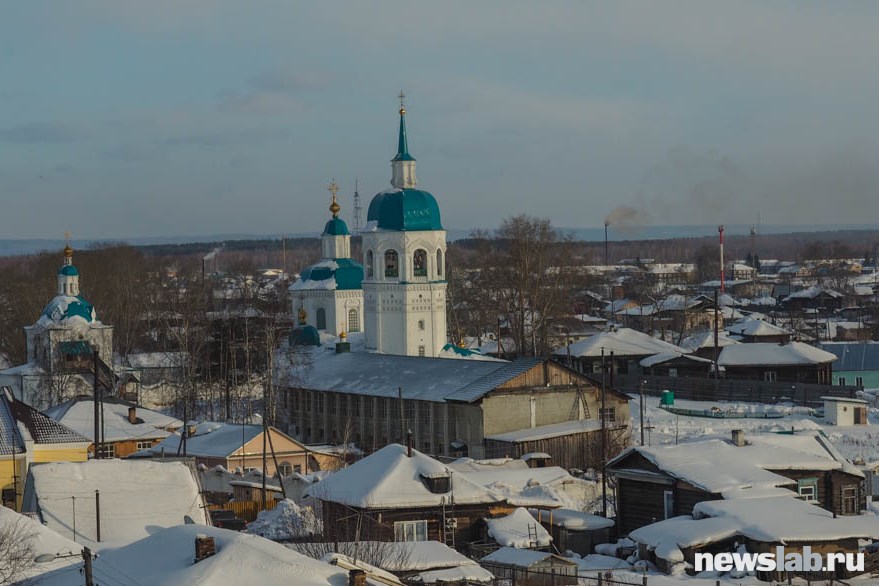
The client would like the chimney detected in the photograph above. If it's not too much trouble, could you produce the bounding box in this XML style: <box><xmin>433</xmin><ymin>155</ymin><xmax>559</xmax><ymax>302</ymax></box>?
<box><xmin>731</xmin><ymin>429</ymin><xmax>745</xmax><ymax>447</ymax></box>
<box><xmin>348</xmin><ymin>569</ymin><xmax>367</xmax><ymax>586</ymax></box>
<box><xmin>194</xmin><ymin>535</ymin><xmax>216</xmax><ymax>563</ymax></box>
<box><xmin>406</xmin><ymin>429</ymin><xmax>413</xmax><ymax>457</ymax></box>
<box><xmin>128</xmin><ymin>406</ymin><xmax>137</xmax><ymax>425</ymax></box>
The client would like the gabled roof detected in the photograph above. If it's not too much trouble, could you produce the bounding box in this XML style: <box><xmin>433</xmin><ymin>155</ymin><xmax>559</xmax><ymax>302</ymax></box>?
<box><xmin>0</xmin><ymin>392</ymin><xmax>26</xmax><ymax>456</ymax></box>
<box><xmin>818</xmin><ymin>341</ymin><xmax>879</xmax><ymax>371</ymax></box>
<box><xmin>718</xmin><ymin>341</ymin><xmax>837</xmax><ymax>367</ymax></box>
<box><xmin>8</xmin><ymin>394</ymin><xmax>89</xmax><ymax>445</ymax></box>
<box><xmin>725</xmin><ymin>318</ymin><xmax>790</xmax><ymax>337</ymax></box>
<box><xmin>45</xmin><ymin>396</ymin><xmax>181</xmax><ymax>443</ymax></box>
<box><xmin>145</xmin><ymin>423</ymin><xmax>305</xmax><ymax>460</ymax></box>
<box><xmin>308</xmin><ymin>443</ymin><xmax>501</xmax><ymax>509</ymax></box>
<box><xmin>289</xmin><ymin>352</ymin><xmax>543</xmax><ymax>404</ymax></box>
<box><xmin>552</xmin><ymin>328</ymin><xmax>687</xmax><ymax>359</ymax></box>
<box><xmin>680</xmin><ymin>330</ymin><xmax>741</xmax><ymax>352</ymax></box>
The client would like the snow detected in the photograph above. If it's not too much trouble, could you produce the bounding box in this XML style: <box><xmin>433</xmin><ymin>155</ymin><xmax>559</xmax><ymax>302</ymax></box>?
<box><xmin>567</xmin><ymin>553</ymin><xmax>633</xmax><ymax>572</ymax></box>
<box><xmin>640</xmin><ymin>352</ymin><xmax>715</xmax><ymax>368</ymax></box>
<box><xmin>485</xmin><ymin>419</ymin><xmax>602</xmax><ymax>442</ymax></box>
<box><xmin>246</xmin><ymin>499</ymin><xmax>321</xmax><ymax>540</ymax></box>
<box><xmin>32</xmin><ymin>524</ymin><xmax>351</xmax><ymax>586</ymax></box>
<box><xmin>718</xmin><ymin>341</ymin><xmax>837</xmax><ymax>366</ymax></box>
<box><xmin>554</xmin><ymin>328</ymin><xmax>689</xmax><ymax>358</ymax></box>
<box><xmin>27</xmin><ymin>459</ymin><xmax>209</xmax><ymax>549</ymax></box>
<box><xmin>45</xmin><ymin>398</ymin><xmax>180</xmax><ymax>443</ymax></box>
<box><xmin>308</xmin><ymin>444</ymin><xmax>500</xmax><ymax>509</ymax></box>
<box><xmin>410</xmin><ymin>565</ymin><xmax>495</xmax><ymax>583</ymax></box>
<box><xmin>290</xmin><ymin>274</ymin><xmax>338</xmax><ymax>291</ymax></box>
<box><xmin>146</xmin><ymin>422</ymin><xmax>262</xmax><ymax>458</ymax></box>
<box><xmin>680</xmin><ymin>330</ymin><xmax>741</xmax><ymax>351</ymax></box>
<box><xmin>724</xmin><ymin>318</ymin><xmax>790</xmax><ymax>338</ymax></box>
<box><xmin>0</xmin><ymin>505</ymin><xmax>83</xmax><ymax>582</ymax></box>
<box><xmin>486</xmin><ymin>507</ymin><xmax>552</xmax><ymax>548</ymax></box>
<box><xmin>126</xmin><ymin>351</ymin><xmax>189</xmax><ymax>369</ymax></box>
<box><xmin>693</xmin><ymin>496</ymin><xmax>879</xmax><ymax>542</ymax></box>
<box><xmin>527</xmin><ymin>507</ymin><xmax>615</xmax><ymax>531</ymax></box>
<box><xmin>629</xmin><ymin>515</ymin><xmax>741</xmax><ymax>563</ymax></box>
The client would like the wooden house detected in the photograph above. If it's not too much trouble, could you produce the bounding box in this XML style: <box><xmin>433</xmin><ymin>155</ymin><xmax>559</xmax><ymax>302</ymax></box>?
<box><xmin>607</xmin><ymin>430</ymin><xmax>865</xmax><ymax>536</ymax></box>
<box><xmin>717</xmin><ymin>341</ymin><xmax>836</xmax><ymax>384</ymax></box>
<box><xmin>480</xmin><ymin>548</ymin><xmax>579</xmax><ymax>586</ymax></box>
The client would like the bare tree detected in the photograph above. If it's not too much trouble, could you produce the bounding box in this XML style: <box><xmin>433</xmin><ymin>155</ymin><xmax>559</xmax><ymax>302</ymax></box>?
<box><xmin>0</xmin><ymin>517</ymin><xmax>37</xmax><ymax>586</ymax></box>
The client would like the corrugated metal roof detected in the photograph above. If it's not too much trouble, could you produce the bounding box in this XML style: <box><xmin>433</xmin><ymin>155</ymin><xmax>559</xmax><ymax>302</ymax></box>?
<box><xmin>291</xmin><ymin>353</ymin><xmax>543</xmax><ymax>403</ymax></box>
<box><xmin>9</xmin><ymin>398</ymin><xmax>90</xmax><ymax>445</ymax></box>
<box><xmin>818</xmin><ymin>342</ymin><xmax>879</xmax><ymax>371</ymax></box>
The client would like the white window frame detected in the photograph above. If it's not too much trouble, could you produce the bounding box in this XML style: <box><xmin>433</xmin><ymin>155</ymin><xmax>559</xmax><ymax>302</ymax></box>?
<box><xmin>663</xmin><ymin>490</ymin><xmax>674</xmax><ymax>519</ymax></box>
<box><xmin>797</xmin><ymin>478</ymin><xmax>818</xmax><ymax>502</ymax></box>
<box><xmin>394</xmin><ymin>520</ymin><xmax>428</xmax><ymax>542</ymax></box>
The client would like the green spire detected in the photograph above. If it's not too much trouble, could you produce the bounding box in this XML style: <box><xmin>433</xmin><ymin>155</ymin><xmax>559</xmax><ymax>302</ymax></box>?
<box><xmin>393</xmin><ymin>91</ymin><xmax>415</xmax><ymax>162</ymax></box>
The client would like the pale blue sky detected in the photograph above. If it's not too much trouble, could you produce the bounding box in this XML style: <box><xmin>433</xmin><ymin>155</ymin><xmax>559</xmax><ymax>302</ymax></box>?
<box><xmin>1</xmin><ymin>1</ymin><xmax>878</xmax><ymax>239</ymax></box>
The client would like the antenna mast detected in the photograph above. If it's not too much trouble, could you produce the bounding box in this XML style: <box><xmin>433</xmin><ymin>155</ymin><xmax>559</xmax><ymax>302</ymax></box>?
<box><xmin>352</xmin><ymin>179</ymin><xmax>363</xmax><ymax>232</ymax></box>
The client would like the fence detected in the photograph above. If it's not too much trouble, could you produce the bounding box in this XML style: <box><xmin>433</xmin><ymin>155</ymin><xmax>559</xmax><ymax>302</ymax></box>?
<box><xmin>206</xmin><ymin>499</ymin><xmax>277</xmax><ymax>523</ymax></box>
<box><xmin>611</xmin><ymin>374</ymin><xmax>859</xmax><ymax>407</ymax></box>
<box><xmin>479</xmin><ymin>569</ymin><xmax>648</xmax><ymax>586</ymax></box>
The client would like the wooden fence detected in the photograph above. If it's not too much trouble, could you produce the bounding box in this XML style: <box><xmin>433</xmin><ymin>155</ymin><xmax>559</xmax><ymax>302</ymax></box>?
<box><xmin>611</xmin><ymin>374</ymin><xmax>859</xmax><ymax>407</ymax></box>
<box><xmin>207</xmin><ymin>499</ymin><xmax>278</xmax><ymax>523</ymax></box>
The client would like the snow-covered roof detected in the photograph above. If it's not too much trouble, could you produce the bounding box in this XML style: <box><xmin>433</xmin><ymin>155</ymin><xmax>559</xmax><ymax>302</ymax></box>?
<box><xmin>45</xmin><ymin>397</ymin><xmax>181</xmax><ymax>443</ymax></box>
<box><xmin>639</xmin><ymin>352</ymin><xmax>714</xmax><ymax>368</ymax></box>
<box><xmin>527</xmin><ymin>507</ymin><xmax>615</xmax><ymax>531</ymax></box>
<box><xmin>145</xmin><ymin>422</ymin><xmax>264</xmax><ymax>459</ymax></box>
<box><xmin>552</xmin><ymin>328</ymin><xmax>688</xmax><ymax>359</ymax></box>
<box><xmin>724</xmin><ymin>318</ymin><xmax>790</xmax><ymax>337</ymax></box>
<box><xmin>481</xmin><ymin>547</ymin><xmax>576</xmax><ymax>568</ymax></box>
<box><xmin>6</xmin><ymin>393</ymin><xmax>90</xmax><ymax>445</ymax></box>
<box><xmin>485</xmin><ymin>419</ymin><xmax>602</xmax><ymax>443</ymax></box>
<box><xmin>447</xmin><ymin>457</ymin><xmax>582</xmax><ymax>508</ymax></box>
<box><xmin>35</xmin><ymin>294</ymin><xmax>99</xmax><ymax>328</ymax></box>
<box><xmin>680</xmin><ymin>330</ymin><xmax>741</xmax><ymax>352</ymax></box>
<box><xmin>718</xmin><ymin>341</ymin><xmax>837</xmax><ymax>367</ymax></box>
<box><xmin>32</xmin><ymin>524</ymin><xmax>351</xmax><ymax>586</ymax></box>
<box><xmin>287</xmin><ymin>351</ymin><xmax>541</xmax><ymax>404</ymax></box>
<box><xmin>610</xmin><ymin>431</ymin><xmax>860</xmax><ymax>496</ymax></box>
<box><xmin>694</xmin><ymin>496</ymin><xmax>879</xmax><ymax>543</ymax></box>
<box><xmin>486</xmin><ymin>507</ymin><xmax>552</xmax><ymax>548</ymax></box>
<box><xmin>0</xmin><ymin>392</ymin><xmax>26</xmax><ymax>455</ymax></box>
<box><xmin>126</xmin><ymin>351</ymin><xmax>189</xmax><ymax>369</ymax></box>
<box><xmin>0</xmin><ymin>504</ymin><xmax>83</xmax><ymax>582</ymax></box>
<box><xmin>783</xmin><ymin>286</ymin><xmax>844</xmax><ymax>301</ymax></box>
<box><xmin>410</xmin><ymin>565</ymin><xmax>494</xmax><ymax>584</ymax></box>
<box><xmin>26</xmin><ymin>460</ymin><xmax>209</xmax><ymax>549</ymax></box>
<box><xmin>629</xmin><ymin>515</ymin><xmax>741</xmax><ymax>563</ymax></box>
<box><xmin>308</xmin><ymin>443</ymin><xmax>501</xmax><ymax>509</ymax></box>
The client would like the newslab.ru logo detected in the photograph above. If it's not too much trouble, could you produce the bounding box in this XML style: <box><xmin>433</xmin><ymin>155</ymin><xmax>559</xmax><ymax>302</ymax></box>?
<box><xmin>695</xmin><ymin>547</ymin><xmax>864</xmax><ymax>574</ymax></box>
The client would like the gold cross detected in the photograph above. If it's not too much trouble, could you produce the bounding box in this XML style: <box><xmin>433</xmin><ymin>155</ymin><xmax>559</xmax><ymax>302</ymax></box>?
<box><xmin>398</xmin><ymin>90</ymin><xmax>405</xmax><ymax>108</ymax></box>
<box><xmin>64</xmin><ymin>231</ymin><xmax>70</xmax><ymax>246</ymax></box>
<box><xmin>327</xmin><ymin>178</ymin><xmax>339</xmax><ymax>199</ymax></box>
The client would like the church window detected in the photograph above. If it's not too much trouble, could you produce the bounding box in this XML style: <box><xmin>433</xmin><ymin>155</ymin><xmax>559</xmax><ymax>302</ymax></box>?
<box><xmin>348</xmin><ymin>308</ymin><xmax>359</xmax><ymax>332</ymax></box>
<box><xmin>436</xmin><ymin>249</ymin><xmax>444</xmax><ymax>276</ymax></box>
<box><xmin>418</xmin><ymin>320</ymin><xmax>425</xmax><ymax>330</ymax></box>
<box><xmin>316</xmin><ymin>308</ymin><xmax>327</xmax><ymax>330</ymax></box>
<box><xmin>418</xmin><ymin>345</ymin><xmax>426</xmax><ymax>357</ymax></box>
<box><xmin>413</xmin><ymin>249</ymin><xmax>427</xmax><ymax>277</ymax></box>
<box><xmin>366</xmin><ymin>250</ymin><xmax>374</xmax><ymax>278</ymax></box>
<box><xmin>385</xmin><ymin>250</ymin><xmax>399</xmax><ymax>277</ymax></box>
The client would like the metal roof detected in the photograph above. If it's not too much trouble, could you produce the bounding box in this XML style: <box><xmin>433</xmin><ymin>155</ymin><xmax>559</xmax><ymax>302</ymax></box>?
<box><xmin>0</xmin><ymin>390</ymin><xmax>26</xmax><ymax>455</ymax></box>
<box><xmin>9</xmin><ymin>397</ymin><xmax>90</xmax><ymax>445</ymax></box>
<box><xmin>291</xmin><ymin>353</ymin><xmax>543</xmax><ymax>403</ymax></box>
<box><xmin>818</xmin><ymin>342</ymin><xmax>879</xmax><ymax>371</ymax></box>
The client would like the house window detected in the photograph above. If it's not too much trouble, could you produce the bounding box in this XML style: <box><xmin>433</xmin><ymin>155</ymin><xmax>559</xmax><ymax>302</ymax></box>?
<box><xmin>418</xmin><ymin>346</ymin><xmax>426</xmax><ymax>357</ymax></box>
<box><xmin>663</xmin><ymin>490</ymin><xmax>674</xmax><ymax>519</ymax></box>
<box><xmin>366</xmin><ymin>250</ymin><xmax>374</xmax><ymax>278</ymax></box>
<box><xmin>413</xmin><ymin>249</ymin><xmax>428</xmax><ymax>277</ymax></box>
<box><xmin>841</xmin><ymin>486</ymin><xmax>858</xmax><ymax>515</ymax></box>
<box><xmin>316</xmin><ymin>308</ymin><xmax>327</xmax><ymax>330</ymax></box>
<box><xmin>436</xmin><ymin>249</ymin><xmax>443</xmax><ymax>277</ymax></box>
<box><xmin>97</xmin><ymin>444</ymin><xmax>116</xmax><ymax>459</ymax></box>
<box><xmin>394</xmin><ymin>520</ymin><xmax>428</xmax><ymax>542</ymax></box>
<box><xmin>348</xmin><ymin>308</ymin><xmax>359</xmax><ymax>333</ymax></box>
<box><xmin>385</xmin><ymin>250</ymin><xmax>399</xmax><ymax>278</ymax></box>
<box><xmin>668</xmin><ymin>368</ymin><xmax>678</xmax><ymax>378</ymax></box>
<box><xmin>278</xmin><ymin>462</ymin><xmax>293</xmax><ymax>476</ymax></box>
<box><xmin>797</xmin><ymin>477</ymin><xmax>818</xmax><ymax>502</ymax></box>
<box><xmin>764</xmin><ymin>371</ymin><xmax>777</xmax><ymax>382</ymax></box>
<box><xmin>600</xmin><ymin>407</ymin><xmax>616</xmax><ymax>425</ymax></box>
<box><xmin>135</xmin><ymin>440</ymin><xmax>153</xmax><ymax>451</ymax></box>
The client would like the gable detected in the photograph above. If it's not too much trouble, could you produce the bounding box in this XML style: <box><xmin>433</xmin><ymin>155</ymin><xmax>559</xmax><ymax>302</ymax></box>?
<box><xmin>235</xmin><ymin>427</ymin><xmax>308</xmax><ymax>457</ymax></box>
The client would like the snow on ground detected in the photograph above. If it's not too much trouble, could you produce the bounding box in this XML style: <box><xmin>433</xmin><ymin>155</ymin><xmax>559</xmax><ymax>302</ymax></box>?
<box><xmin>32</xmin><ymin>524</ymin><xmax>350</xmax><ymax>586</ymax></box>
<box><xmin>246</xmin><ymin>499</ymin><xmax>321</xmax><ymax>541</ymax></box>
<box><xmin>630</xmin><ymin>394</ymin><xmax>879</xmax><ymax>466</ymax></box>
<box><xmin>27</xmin><ymin>459</ymin><xmax>208</xmax><ymax>550</ymax></box>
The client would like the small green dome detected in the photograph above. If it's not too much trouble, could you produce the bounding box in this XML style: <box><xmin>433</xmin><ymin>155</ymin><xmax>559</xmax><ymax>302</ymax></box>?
<box><xmin>59</xmin><ymin>265</ymin><xmax>79</xmax><ymax>276</ymax></box>
<box><xmin>40</xmin><ymin>294</ymin><xmax>95</xmax><ymax>324</ymax></box>
<box><xmin>323</xmin><ymin>217</ymin><xmax>350</xmax><ymax>236</ymax></box>
<box><xmin>290</xmin><ymin>325</ymin><xmax>321</xmax><ymax>347</ymax></box>
<box><xmin>366</xmin><ymin>188</ymin><xmax>443</xmax><ymax>231</ymax></box>
<box><xmin>291</xmin><ymin>258</ymin><xmax>363</xmax><ymax>291</ymax></box>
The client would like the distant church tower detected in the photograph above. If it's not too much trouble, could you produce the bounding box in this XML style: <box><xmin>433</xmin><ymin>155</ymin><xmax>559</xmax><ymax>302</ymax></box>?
<box><xmin>361</xmin><ymin>94</ymin><xmax>448</xmax><ymax>357</ymax></box>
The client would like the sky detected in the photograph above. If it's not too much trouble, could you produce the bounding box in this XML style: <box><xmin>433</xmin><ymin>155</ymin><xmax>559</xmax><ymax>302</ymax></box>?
<box><xmin>1</xmin><ymin>1</ymin><xmax>878</xmax><ymax>240</ymax></box>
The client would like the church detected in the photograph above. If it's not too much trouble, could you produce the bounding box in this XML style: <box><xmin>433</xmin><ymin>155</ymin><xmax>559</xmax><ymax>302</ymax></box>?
<box><xmin>279</xmin><ymin>99</ymin><xmax>630</xmax><ymax>463</ymax></box>
<box><xmin>0</xmin><ymin>245</ymin><xmax>139</xmax><ymax>410</ymax></box>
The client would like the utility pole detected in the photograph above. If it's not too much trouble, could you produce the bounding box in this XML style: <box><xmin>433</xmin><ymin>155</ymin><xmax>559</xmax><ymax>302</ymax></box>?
<box><xmin>93</xmin><ymin>350</ymin><xmax>100</xmax><ymax>459</ymax></box>
<box><xmin>398</xmin><ymin>386</ymin><xmax>405</xmax><ymax>444</ymax></box>
<box><xmin>639</xmin><ymin>379</ymin><xmax>645</xmax><ymax>446</ymax></box>
<box><xmin>600</xmin><ymin>347</ymin><xmax>607</xmax><ymax>518</ymax></box>
<box><xmin>713</xmin><ymin>288</ymin><xmax>720</xmax><ymax>393</ymax></box>
<box><xmin>82</xmin><ymin>547</ymin><xmax>94</xmax><ymax>586</ymax></box>
<box><xmin>95</xmin><ymin>490</ymin><xmax>101</xmax><ymax>543</ymax></box>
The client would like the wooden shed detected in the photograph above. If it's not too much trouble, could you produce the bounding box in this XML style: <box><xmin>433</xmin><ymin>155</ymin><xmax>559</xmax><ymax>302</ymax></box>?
<box><xmin>480</xmin><ymin>547</ymin><xmax>578</xmax><ymax>586</ymax></box>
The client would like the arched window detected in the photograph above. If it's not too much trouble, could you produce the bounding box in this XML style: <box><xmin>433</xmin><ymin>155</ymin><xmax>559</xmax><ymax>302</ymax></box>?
<box><xmin>348</xmin><ymin>308</ymin><xmax>359</xmax><ymax>333</ymax></box>
<box><xmin>316</xmin><ymin>308</ymin><xmax>327</xmax><ymax>330</ymax></box>
<box><xmin>436</xmin><ymin>249</ymin><xmax>444</xmax><ymax>277</ymax></box>
<box><xmin>384</xmin><ymin>250</ymin><xmax>399</xmax><ymax>278</ymax></box>
<box><xmin>366</xmin><ymin>250</ymin><xmax>374</xmax><ymax>278</ymax></box>
<box><xmin>413</xmin><ymin>249</ymin><xmax>427</xmax><ymax>277</ymax></box>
